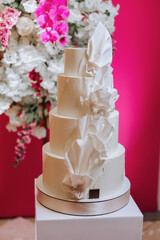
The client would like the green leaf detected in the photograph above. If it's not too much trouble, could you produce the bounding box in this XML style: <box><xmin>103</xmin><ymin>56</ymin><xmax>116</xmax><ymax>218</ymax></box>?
<box><xmin>0</xmin><ymin>42</ymin><xmax>3</xmax><ymax>52</ymax></box>
<box><xmin>14</xmin><ymin>161</ymin><xmax>19</xmax><ymax>168</ymax></box>
<box><xmin>49</xmin><ymin>94</ymin><xmax>57</xmax><ymax>101</ymax></box>
<box><xmin>76</xmin><ymin>0</ymin><xmax>84</xmax><ymax>3</ymax></box>
<box><xmin>3</xmin><ymin>1</ymin><xmax>24</xmax><ymax>11</ymax></box>
<box><xmin>68</xmin><ymin>23</ymin><xmax>78</xmax><ymax>35</ymax></box>
<box><xmin>105</xmin><ymin>10</ymin><xmax>110</xmax><ymax>16</ymax></box>
<box><xmin>68</xmin><ymin>4</ymin><xmax>74</xmax><ymax>9</ymax></box>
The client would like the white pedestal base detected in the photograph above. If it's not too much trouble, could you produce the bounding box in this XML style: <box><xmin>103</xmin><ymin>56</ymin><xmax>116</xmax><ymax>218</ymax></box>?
<box><xmin>35</xmin><ymin>196</ymin><xmax>143</xmax><ymax>240</ymax></box>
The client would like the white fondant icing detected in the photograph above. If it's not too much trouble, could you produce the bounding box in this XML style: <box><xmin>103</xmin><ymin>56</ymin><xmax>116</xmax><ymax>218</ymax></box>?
<box><xmin>49</xmin><ymin>108</ymin><xmax>80</xmax><ymax>156</ymax></box>
<box><xmin>43</xmin><ymin>143</ymin><xmax>125</xmax><ymax>199</ymax></box>
<box><xmin>57</xmin><ymin>74</ymin><xmax>93</xmax><ymax>117</ymax></box>
<box><xmin>49</xmin><ymin>109</ymin><xmax>119</xmax><ymax>157</ymax></box>
<box><xmin>64</xmin><ymin>48</ymin><xmax>88</xmax><ymax>76</ymax></box>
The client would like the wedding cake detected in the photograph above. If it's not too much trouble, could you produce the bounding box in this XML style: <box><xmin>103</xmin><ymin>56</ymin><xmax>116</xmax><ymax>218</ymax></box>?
<box><xmin>36</xmin><ymin>22</ymin><xmax>130</xmax><ymax>215</ymax></box>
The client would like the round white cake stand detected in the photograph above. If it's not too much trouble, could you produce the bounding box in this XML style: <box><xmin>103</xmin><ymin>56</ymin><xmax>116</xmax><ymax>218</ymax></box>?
<box><xmin>36</xmin><ymin>175</ymin><xmax>130</xmax><ymax>216</ymax></box>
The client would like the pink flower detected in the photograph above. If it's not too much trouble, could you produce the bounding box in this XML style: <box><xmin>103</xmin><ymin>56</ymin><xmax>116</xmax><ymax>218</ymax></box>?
<box><xmin>49</xmin><ymin>7</ymin><xmax>58</xmax><ymax>22</ymax></box>
<box><xmin>0</xmin><ymin>22</ymin><xmax>11</xmax><ymax>50</ymax></box>
<box><xmin>59</xmin><ymin>36</ymin><xmax>67</xmax><ymax>47</ymax></box>
<box><xmin>35</xmin><ymin>0</ymin><xmax>69</xmax><ymax>47</ymax></box>
<box><xmin>50</xmin><ymin>29</ymin><xmax>59</xmax><ymax>43</ymax></box>
<box><xmin>35</xmin><ymin>2</ymin><xmax>53</xmax><ymax>19</ymax></box>
<box><xmin>54</xmin><ymin>0</ymin><xmax>68</xmax><ymax>6</ymax></box>
<box><xmin>55</xmin><ymin>21</ymin><xmax>68</xmax><ymax>36</ymax></box>
<box><xmin>29</xmin><ymin>69</ymin><xmax>43</xmax><ymax>96</ymax></box>
<box><xmin>37</xmin><ymin>14</ymin><xmax>51</xmax><ymax>29</ymax></box>
<box><xmin>14</xmin><ymin>122</ymin><xmax>36</xmax><ymax>167</ymax></box>
<box><xmin>35</xmin><ymin>6</ymin><xmax>45</xmax><ymax>19</ymax></box>
<box><xmin>41</xmin><ymin>30</ymin><xmax>50</xmax><ymax>43</ymax></box>
<box><xmin>57</xmin><ymin>5</ymin><xmax>69</xmax><ymax>21</ymax></box>
<box><xmin>23</xmin><ymin>135</ymin><xmax>31</xmax><ymax>144</ymax></box>
<box><xmin>18</xmin><ymin>142</ymin><xmax>25</xmax><ymax>148</ymax></box>
<box><xmin>41</xmin><ymin>28</ymin><xmax>59</xmax><ymax>44</ymax></box>
<box><xmin>28</xmin><ymin>122</ymin><xmax>36</xmax><ymax>131</ymax></box>
<box><xmin>1</xmin><ymin>7</ymin><xmax>21</xmax><ymax>29</ymax></box>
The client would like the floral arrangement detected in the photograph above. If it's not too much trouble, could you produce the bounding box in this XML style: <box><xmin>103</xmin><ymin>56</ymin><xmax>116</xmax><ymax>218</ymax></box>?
<box><xmin>0</xmin><ymin>0</ymin><xmax>119</xmax><ymax>167</ymax></box>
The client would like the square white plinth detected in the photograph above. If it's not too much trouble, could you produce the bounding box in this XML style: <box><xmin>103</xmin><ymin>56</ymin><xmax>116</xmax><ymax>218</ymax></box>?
<box><xmin>35</xmin><ymin>196</ymin><xmax>143</xmax><ymax>240</ymax></box>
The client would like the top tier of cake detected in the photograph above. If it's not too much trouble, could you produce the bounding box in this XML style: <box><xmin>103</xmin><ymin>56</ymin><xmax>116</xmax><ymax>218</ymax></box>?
<box><xmin>64</xmin><ymin>48</ymin><xmax>88</xmax><ymax>77</ymax></box>
<box><xmin>57</xmin><ymin>48</ymin><xmax>93</xmax><ymax>118</ymax></box>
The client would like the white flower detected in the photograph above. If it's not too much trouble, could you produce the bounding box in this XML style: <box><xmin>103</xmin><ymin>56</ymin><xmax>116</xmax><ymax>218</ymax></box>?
<box><xmin>5</xmin><ymin>68</ymin><xmax>22</xmax><ymax>90</ymax></box>
<box><xmin>5</xmin><ymin>106</ymin><xmax>25</xmax><ymax>127</ymax></box>
<box><xmin>68</xmin><ymin>0</ymin><xmax>79</xmax><ymax>9</ymax></box>
<box><xmin>0</xmin><ymin>0</ymin><xmax>14</xmax><ymax>3</ymax></box>
<box><xmin>90</xmin><ymin>88</ymin><xmax>119</xmax><ymax>115</ymax></box>
<box><xmin>84</xmin><ymin>0</ymin><xmax>95</xmax><ymax>10</ymax></box>
<box><xmin>0</xmin><ymin>96</ymin><xmax>11</xmax><ymax>114</ymax></box>
<box><xmin>15</xmin><ymin>45</ymin><xmax>45</xmax><ymax>72</ymax></box>
<box><xmin>16</xmin><ymin>16</ymin><xmax>35</xmax><ymax>36</ymax></box>
<box><xmin>3</xmin><ymin>51</ymin><xmax>18</xmax><ymax>65</ymax></box>
<box><xmin>6</xmin><ymin>123</ymin><xmax>17</xmax><ymax>132</ymax></box>
<box><xmin>0</xmin><ymin>67</ymin><xmax>4</xmax><ymax>79</ymax></box>
<box><xmin>68</xmin><ymin>9</ymin><xmax>83</xmax><ymax>23</ymax></box>
<box><xmin>21</xmin><ymin>0</ymin><xmax>38</xmax><ymax>13</ymax></box>
<box><xmin>32</xmin><ymin>126</ymin><xmax>47</xmax><ymax>139</ymax></box>
<box><xmin>48</xmin><ymin>59</ymin><xmax>64</xmax><ymax>75</ymax></box>
<box><xmin>5</xmin><ymin>29</ymin><xmax>19</xmax><ymax>50</ymax></box>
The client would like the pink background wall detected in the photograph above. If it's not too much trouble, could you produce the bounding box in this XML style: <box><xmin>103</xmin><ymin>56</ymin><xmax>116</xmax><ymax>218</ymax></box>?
<box><xmin>0</xmin><ymin>0</ymin><xmax>160</xmax><ymax>217</ymax></box>
<box><xmin>112</xmin><ymin>0</ymin><xmax>160</xmax><ymax>211</ymax></box>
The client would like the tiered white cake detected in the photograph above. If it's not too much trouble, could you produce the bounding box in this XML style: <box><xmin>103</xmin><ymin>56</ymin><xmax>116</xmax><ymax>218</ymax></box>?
<box><xmin>36</xmin><ymin>22</ymin><xmax>130</xmax><ymax>215</ymax></box>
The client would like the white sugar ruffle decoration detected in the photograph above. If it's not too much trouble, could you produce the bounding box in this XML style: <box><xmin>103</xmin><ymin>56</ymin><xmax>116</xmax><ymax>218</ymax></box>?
<box><xmin>62</xmin><ymin>136</ymin><xmax>104</xmax><ymax>199</ymax></box>
<box><xmin>86</xmin><ymin>21</ymin><xmax>112</xmax><ymax>76</ymax></box>
<box><xmin>62</xmin><ymin>22</ymin><xmax>118</xmax><ymax>199</ymax></box>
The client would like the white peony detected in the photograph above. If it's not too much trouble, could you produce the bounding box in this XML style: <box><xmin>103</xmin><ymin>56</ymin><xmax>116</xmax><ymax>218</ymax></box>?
<box><xmin>68</xmin><ymin>9</ymin><xmax>83</xmax><ymax>23</ymax></box>
<box><xmin>16</xmin><ymin>16</ymin><xmax>35</xmax><ymax>36</ymax></box>
<box><xmin>15</xmin><ymin>45</ymin><xmax>45</xmax><ymax>72</ymax></box>
<box><xmin>5</xmin><ymin>68</ymin><xmax>22</xmax><ymax>90</ymax></box>
<box><xmin>32</xmin><ymin>126</ymin><xmax>47</xmax><ymax>139</ymax></box>
<box><xmin>3</xmin><ymin>50</ymin><xmax>18</xmax><ymax>65</ymax></box>
<box><xmin>21</xmin><ymin>0</ymin><xmax>38</xmax><ymax>13</ymax></box>
<box><xmin>0</xmin><ymin>96</ymin><xmax>11</xmax><ymax>114</ymax></box>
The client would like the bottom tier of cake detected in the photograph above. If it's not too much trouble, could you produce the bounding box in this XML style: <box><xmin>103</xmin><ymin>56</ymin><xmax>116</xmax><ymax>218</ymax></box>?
<box><xmin>42</xmin><ymin>143</ymin><xmax>125</xmax><ymax>199</ymax></box>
